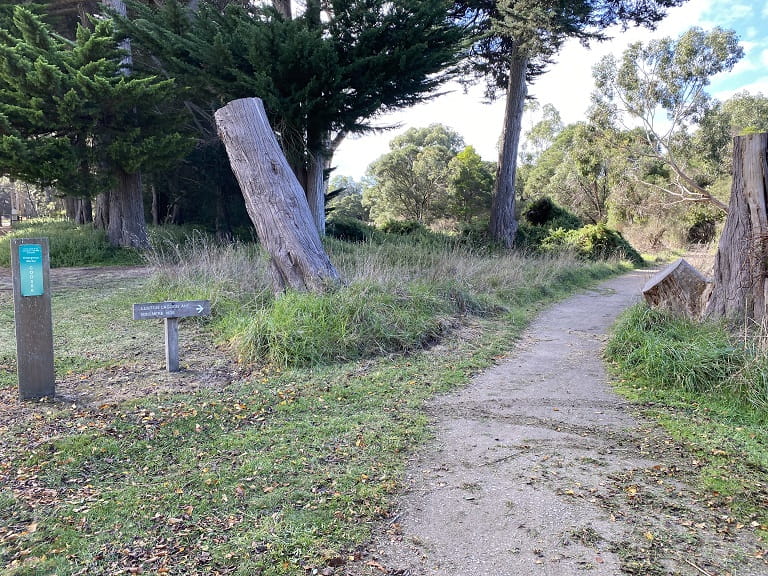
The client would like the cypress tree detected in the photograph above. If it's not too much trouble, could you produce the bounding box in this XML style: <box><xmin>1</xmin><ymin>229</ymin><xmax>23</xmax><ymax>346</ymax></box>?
<box><xmin>0</xmin><ymin>6</ymin><xmax>192</xmax><ymax>246</ymax></box>
<box><xmin>119</xmin><ymin>0</ymin><xmax>463</xmax><ymax>233</ymax></box>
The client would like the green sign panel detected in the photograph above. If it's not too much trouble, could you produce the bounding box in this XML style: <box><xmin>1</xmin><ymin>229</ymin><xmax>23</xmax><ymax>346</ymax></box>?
<box><xmin>18</xmin><ymin>244</ymin><xmax>44</xmax><ymax>297</ymax></box>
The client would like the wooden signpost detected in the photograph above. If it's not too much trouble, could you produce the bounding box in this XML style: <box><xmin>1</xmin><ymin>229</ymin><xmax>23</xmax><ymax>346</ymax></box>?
<box><xmin>132</xmin><ymin>300</ymin><xmax>211</xmax><ymax>372</ymax></box>
<box><xmin>11</xmin><ymin>238</ymin><xmax>55</xmax><ymax>400</ymax></box>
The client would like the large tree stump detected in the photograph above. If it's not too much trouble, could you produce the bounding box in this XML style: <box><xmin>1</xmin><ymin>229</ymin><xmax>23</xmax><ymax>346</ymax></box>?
<box><xmin>214</xmin><ymin>98</ymin><xmax>340</xmax><ymax>293</ymax></box>
<box><xmin>642</xmin><ymin>258</ymin><xmax>710</xmax><ymax>318</ymax></box>
<box><xmin>705</xmin><ymin>133</ymin><xmax>768</xmax><ymax>327</ymax></box>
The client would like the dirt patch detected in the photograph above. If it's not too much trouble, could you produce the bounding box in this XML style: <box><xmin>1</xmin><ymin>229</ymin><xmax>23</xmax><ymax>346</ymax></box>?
<box><xmin>343</xmin><ymin>271</ymin><xmax>767</xmax><ymax>576</ymax></box>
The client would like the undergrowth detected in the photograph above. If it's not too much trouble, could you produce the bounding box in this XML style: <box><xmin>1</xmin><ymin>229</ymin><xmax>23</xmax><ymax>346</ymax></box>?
<box><xmin>606</xmin><ymin>304</ymin><xmax>768</xmax><ymax>539</ymax></box>
<box><xmin>0</xmin><ymin>219</ymin><xmax>142</xmax><ymax>267</ymax></box>
<box><xmin>144</xmin><ymin>233</ymin><xmax>630</xmax><ymax>367</ymax></box>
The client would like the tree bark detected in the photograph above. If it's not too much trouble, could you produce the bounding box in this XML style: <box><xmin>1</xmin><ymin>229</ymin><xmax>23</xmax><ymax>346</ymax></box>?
<box><xmin>94</xmin><ymin>191</ymin><xmax>109</xmax><ymax>230</ymax></box>
<box><xmin>107</xmin><ymin>169</ymin><xmax>150</xmax><ymax>248</ymax></box>
<box><xmin>306</xmin><ymin>147</ymin><xmax>326</xmax><ymax>235</ymax></box>
<box><xmin>214</xmin><ymin>97</ymin><xmax>340</xmax><ymax>293</ymax></box>
<box><xmin>642</xmin><ymin>258</ymin><xmax>711</xmax><ymax>319</ymax></box>
<box><xmin>490</xmin><ymin>49</ymin><xmax>528</xmax><ymax>248</ymax></box>
<box><xmin>705</xmin><ymin>133</ymin><xmax>768</xmax><ymax>328</ymax></box>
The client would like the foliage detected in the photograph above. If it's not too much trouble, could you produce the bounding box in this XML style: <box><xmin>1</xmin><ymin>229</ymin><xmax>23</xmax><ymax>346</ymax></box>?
<box><xmin>521</xmin><ymin>196</ymin><xmax>581</xmax><ymax>229</ymax></box>
<box><xmin>0</xmin><ymin>219</ymin><xmax>142</xmax><ymax>267</ymax></box>
<box><xmin>446</xmin><ymin>145</ymin><xmax>495</xmax><ymax>223</ymax></box>
<box><xmin>325</xmin><ymin>214</ymin><xmax>376</xmax><ymax>242</ymax></box>
<box><xmin>0</xmin><ymin>6</ymin><xmax>191</xmax><ymax>199</ymax></box>
<box><xmin>364</xmin><ymin>124</ymin><xmax>466</xmax><ymax>226</ymax></box>
<box><xmin>592</xmin><ymin>26</ymin><xmax>743</xmax><ymax>211</ymax></box>
<box><xmin>379</xmin><ymin>220</ymin><xmax>428</xmax><ymax>236</ymax></box>
<box><xmin>122</xmin><ymin>0</ymin><xmax>464</xmax><ymax>194</ymax></box>
<box><xmin>326</xmin><ymin>175</ymin><xmax>369</xmax><ymax>221</ymax></box>
<box><xmin>541</xmin><ymin>223</ymin><xmax>643</xmax><ymax>265</ymax></box>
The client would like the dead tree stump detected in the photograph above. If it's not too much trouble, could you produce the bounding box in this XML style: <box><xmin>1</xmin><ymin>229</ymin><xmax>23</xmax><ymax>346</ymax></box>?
<box><xmin>214</xmin><ymin>98</ymin><xmax>340</xmax><ymax>293</ymax></box>
<box><xmin>642</xmin><ymin>258</ymin><xmax>711</xmax><ymax>319</ymax></box>
<box><xmin>705</xmin><ymin>133</ymin><xmax>768</xmax><ymax>328</ymax></box>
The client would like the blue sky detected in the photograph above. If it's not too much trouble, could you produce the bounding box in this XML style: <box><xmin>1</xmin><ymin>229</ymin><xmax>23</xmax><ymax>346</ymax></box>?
<box><xmin>333</xmin><ymin>0</ymin><xmax>768</xmax><ymax>180</ymax></box>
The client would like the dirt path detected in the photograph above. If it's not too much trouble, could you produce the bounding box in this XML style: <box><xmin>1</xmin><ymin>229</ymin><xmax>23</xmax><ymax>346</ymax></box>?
<box><xmin>347</xmin><ymin>270</ymin><xmax>767</xmax><ymax>576</ymax></box>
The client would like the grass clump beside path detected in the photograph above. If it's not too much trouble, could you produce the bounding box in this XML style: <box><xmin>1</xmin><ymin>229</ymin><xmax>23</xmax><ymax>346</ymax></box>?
<box><xmin>606</xmin><ymin>304</ymin><xmax>768</xmax><ymax>540</ymax></box>
<box><xmin>1</xmin><ymin>230</ymin><xmax>632</xmax><ymax>575</ymax></box>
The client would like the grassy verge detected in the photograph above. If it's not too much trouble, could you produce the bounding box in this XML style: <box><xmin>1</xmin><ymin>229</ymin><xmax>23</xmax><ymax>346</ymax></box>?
<box><xmin>606</xmin><ymin>304</ymin><xmax>768</xmax><ymax>540</ymax></box>
<box><xmin>1</xmin><ymin>232</ymin><xmax>631</xmax><ymax>575</ymax></box>
<box><xmin>0</xmin><ymin>219</ymin><xmax>143</xmax><ymax>268</ymax></box>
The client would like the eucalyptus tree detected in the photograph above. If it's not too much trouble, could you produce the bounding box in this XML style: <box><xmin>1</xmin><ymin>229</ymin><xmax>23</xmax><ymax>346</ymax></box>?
<box><xmin>364</xmin><ymin>124</ymin><xmax>465</xmax><ymax>226</ymax></box>
<box><xmin>121</xmin><ymin>0</ymin><xmax>463</xmax><ymax>233</ymax></box>
<box><xmin>592</xmin><ymin>26</ymin><xmax>743</xmax><ymax>211</ymax></box>
<box><xmin>454</xmin><ymin>0</ymin><xmax>687</xmax><ymax>247</ymax></box>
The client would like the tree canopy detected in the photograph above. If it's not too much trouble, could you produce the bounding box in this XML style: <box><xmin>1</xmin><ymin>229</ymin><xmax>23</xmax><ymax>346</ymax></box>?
<box><xmin>0</xmin><ymin>6</ymin><xmax>190</xmax><ymax>200</ymax></box>
<box><xmin>592</xmin><ymin>26</ymin><xmax>744</xmax><ymax>210</ymax></box>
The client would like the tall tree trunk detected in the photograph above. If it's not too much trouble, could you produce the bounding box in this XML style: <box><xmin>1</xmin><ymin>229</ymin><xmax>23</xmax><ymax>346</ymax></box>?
<box><xmin>63</xmin><ymin>197</ymin><xmax>77</xmax><ymax>221</ymax></box>
<box><xmin>94</xmin><ymin>191</ymin><xmax>109</xmax><ymax>230</ymax></box>
<box><xmin>75</xmin><ymin>197</ymin><xmax>92</xmax><ymax>224</ymax></box>
<box><xmin>214</xmin><ymin>97</ymin><xmax>340</xmax><ymax>293</ymax></box>
<box><xmin>490</xmin><ymin>49</ymin><xmax>528</xmax><ymax>248</ymax></box>
<box><xmin>107</xmin><ymin>169</ymin><xmax>149</xmax><ymax>248</ymax></box>
<box><xmin>306</xmin><ymin>146</ymin><xmax>326</xmax><ymax>235</ymax></box>
<box><xmin>705</xmin><ymin>133</ymin><xmax>768</xmax><ymax>328</ymax></box>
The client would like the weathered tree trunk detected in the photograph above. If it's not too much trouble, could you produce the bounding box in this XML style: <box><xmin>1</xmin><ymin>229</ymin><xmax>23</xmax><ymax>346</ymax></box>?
<box><xmin>63</xmin><ymin>197</ymin><xmax>77</xmax><ymax>221</ymax></box>
<box><xmin>214</xmin><ymin>97</ymin><xmax>340</xmax><ymax>293</ymax></box>
<box><xmin>75</xmin><ymin>197</ymin><xmax>92</xmax><ymax>224</ymax></box>
<box><xmin>94</xmin><ymin>191</ymin><xmax>109</xmax><ymax>230</ymax></box>
<box><xmin>490</xmin><ymin>49</ymin><xmax>528</xmax><ymax>248</ymax></box>
<box><xmin>705</xmin><ymin>133</ymin><xmax>768</xmax><ymax>327</ymax></box>
<box><xmin>643</xmin><ymin>258</ymin><xmax>711</xmax><ymax>319</ymax></box>
<box><xmin>306</xmin><ymin>147</ymin><xmax>326</xmax><ymax>235</ymax></box>
<box><xmin>107</xmin><ymin>169</ymin><xmax>150</xmax><ymax>248</ymax></box>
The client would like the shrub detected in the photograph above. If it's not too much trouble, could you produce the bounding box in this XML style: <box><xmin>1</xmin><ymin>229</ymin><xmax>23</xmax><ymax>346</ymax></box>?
<box><xmin>541</xmin><ymin>223</ymin><xmax>643</xmax><ymax>265</ymax></box>
<box><xmin>380</xmin><ymin>220</ymin><xmax>427</xmax><ymax>236</ymax></box>
<box><xmin>325</xmin><ymin>215</ymin><xmax>376</xmax><ymax>243</ymax></box>
<box><xmin>522</xmin><ymin>197</ymin><xmax>582</xmax><ymax>230</ymax></box>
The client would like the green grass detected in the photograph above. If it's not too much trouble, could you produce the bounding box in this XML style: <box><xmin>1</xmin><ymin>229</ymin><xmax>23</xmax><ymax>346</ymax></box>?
<box><xmin>0</xmin><ymin>219</ymin><xmax>143</xmax><ymax>268</ymax></box>
<box><xmin>606</xmin><ymin>304</ymin><xmax>768</xmax><ymax>540</ymax></box>
<box><xmin>1</xmin><ymin>225</ymin><xmax>634</xmax><ymax>575</ymax></box>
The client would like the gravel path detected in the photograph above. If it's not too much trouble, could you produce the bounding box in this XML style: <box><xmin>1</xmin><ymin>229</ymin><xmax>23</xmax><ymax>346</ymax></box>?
<box><xmin>346</xmin><ymin>270</ymin><xmax>767</xmax><ymax>576</ymax></box>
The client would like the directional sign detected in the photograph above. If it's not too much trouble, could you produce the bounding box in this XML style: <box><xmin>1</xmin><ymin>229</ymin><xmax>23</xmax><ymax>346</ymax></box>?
<box><xmin>18</xmin><ymin>243</ymin><xmax>44</xmax><ymax>297</ymax></box>
<box><xmin>132</xmin><ymin>300</ymin><xmax>211</xmax><ymax>320</ymax></box>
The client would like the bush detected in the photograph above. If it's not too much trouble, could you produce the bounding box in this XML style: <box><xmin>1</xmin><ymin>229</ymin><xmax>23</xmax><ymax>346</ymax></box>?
<box><xmin>325</xmin><ymin>215</ymin><xmax>376</xmax><ymax>243</ymax></box>
<box><xmin>541</xmin><ymin>223</ymin><xmax>643</xmax><ymax>265</ymax></box>
<box><xmin>684</xmin><ymin>205</ymin><xmax>723</xmax><ymax>244</ymax></box>
<box><xmin>380</xmin><ymin>220</ymin><xmax>427</xmax><ymax>236</ymax></box>
<box><xmin>522</xmin><ymin>197</ymin><xmax>582</xmax><ymax>230</ymax></box>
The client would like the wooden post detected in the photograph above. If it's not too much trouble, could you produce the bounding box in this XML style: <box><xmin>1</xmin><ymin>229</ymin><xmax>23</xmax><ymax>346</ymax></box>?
<box><xmin>165</xmin><ymin>317</ymin><xmax>180</xmax><ymax>373</ymax></box>
<box><xmin>133</xmin><ymin>300</ymin><xmax>210</xmax><ymax>372</ymax></box>
<box><xmin>11</xmin><ymin>238</ymin><xmax>55</xmax><ymax>400</ymax></box>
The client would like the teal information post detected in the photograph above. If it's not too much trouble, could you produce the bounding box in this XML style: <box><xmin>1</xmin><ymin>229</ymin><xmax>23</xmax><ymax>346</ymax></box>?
<box><xmin>11</xmin><ymin>238</ymin><xmax>55</xmax><ymax>400</ymax></box>
<box><xmin>18</xmin><ymin>243</ymin><xmax>44</xmax><ymax>297</ymax></box>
